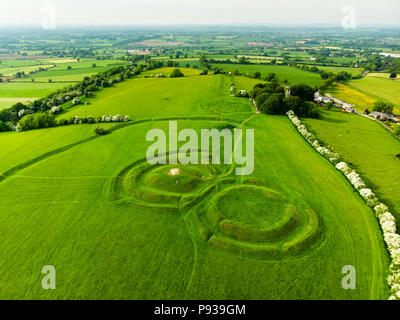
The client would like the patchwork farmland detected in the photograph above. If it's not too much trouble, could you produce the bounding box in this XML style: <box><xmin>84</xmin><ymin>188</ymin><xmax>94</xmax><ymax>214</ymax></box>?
<box><xmin>0</xmin><ymin>23</ymin><xmax>400</xmax><ymax>302</ymax></box>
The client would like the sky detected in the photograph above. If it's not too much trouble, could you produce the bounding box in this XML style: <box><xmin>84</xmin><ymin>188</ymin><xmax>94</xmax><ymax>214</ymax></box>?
<box><xmin>0</xmin><ymin>0</ymin><xmax>399</xmax><ymax>27</ymax></box>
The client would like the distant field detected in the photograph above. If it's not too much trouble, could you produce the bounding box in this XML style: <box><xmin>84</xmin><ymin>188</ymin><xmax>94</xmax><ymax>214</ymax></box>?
<box><xmin>0</xmin><ymin>98</ymin><xmax>37</xmax><ymax>110</ymax></box>
<box><xmin>327</xmin><ymin>83</ymin><xmax>377</xmax><ymax>112</ymax></box>
<box><xmin>0</xmin><ymin>64</ymin><xmax>54</xmax><ymax>77</ymax></box>
<box><xmin>329</xmin><ymin>75</ymin><xmax>400</xmax><ymax>114</ymax></box>
<box><xmin>368</xmin><ymin>73</ymin><xmax>400</xmax><ymax>80</ymax></box>
<box><xmin>0</xmin><ymin>82</ymin><xmax>70</xmax><ymax>98</ymax></box>
<box><xmin>48</xmin><ymin>59</ymin><xmax>126</xmax><ymax>70</ymax></box>
<box><xmin>315</xmin><ymin>66</ymin><xmax>363</xmax><ymax>75</ymax></box>
<box><xmin>211</xmin><ymin>64</ymin><xmax>323</xmax><ymax>87</ymax></box>
<box><xmin>0</xmin><ymin>59</ymin><xmax>45</xmax><ymax>67</ymax></box>
<box><xmin>303</xmin><ymin>109</ymin><xmax>400</xmax><ymax>228</ymax></box>
<box><xmin>231</xmin><ymin>76</ymin><xmax>262</xmax><ymax>92</ymax></box>
<box><xmin>140</xmin><ymin>67</ymin><xmax>201</xmax><ymax>78</ymax></box>
<box><xmin>347</xmin><ymin>75</ymin><xmax>400</xmax><ymax>114</ymax></box>
<box><xmin>17</xmin><ymin>66</ymin><xmax>113</xmax><ymax>82</ymax></box>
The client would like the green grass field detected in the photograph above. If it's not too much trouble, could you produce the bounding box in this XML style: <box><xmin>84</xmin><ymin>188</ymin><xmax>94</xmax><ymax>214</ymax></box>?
<box><xmin>303</xmin><ymin>109</ymin><xmax>400</xmax><ymax>228</ymax></box>
<box><xmin>0</xmin><ymin>59</ymin><xmax>44</xmax><ymax>67</ymax></box>
<box><xmin>140</xmin><ymin>67</ymin><xmax>201</xmax><ymax>78</ymax></box>
<box><xmin>327</xmin><ymin>83</ymin><xmax>377</xmax><ymax>111</ymax></box>
<box><xmin>58</xmin><ymin>74</ymin><xmax>253</xmax><ymax>121</ymax></box>
<box><xmin>347</xmin><ymin>75</ymin><xmax>400</xmax><ymax>114</ymax></box>
<box><xmin>0</xmin><ymin>65</ymin><xmax>55</xmax><ymax>77</ymax></box>
<box><xmin>211</xmin><ymin>64</ymin><xmax>323</xmax><ymax>87</ymax></box>
<box><xmin>19</xmin><ymin>66</ymin><xmax>116</xmax><ymax>82</ymax></box>
<box><xmin>48</xmin><ymin>59</ymin><xmax>125</xmax><ymax>71</ymax></box>
<box><xmin>0</xmin><ymin>74</ymin><xmax>389</xmax><ymax>299</ymax></box>
<box><xmin>0</xmin><ymin>98</ymin><xmax>37</xmax><ymax>110</ymax></box>
<box><xmin>328</xmin><ymin>74</ymin><xmax>400</xmax><ymax>114</ymax></box>
<box><xmin>315</xmin><ymin>66</ymin><xmax>363</xmax><ymax>75</ymax></box>
<box><xmin>0</xmin><ymin>82</ymin><xmax>72</xmax><ymax>98</ymax></box>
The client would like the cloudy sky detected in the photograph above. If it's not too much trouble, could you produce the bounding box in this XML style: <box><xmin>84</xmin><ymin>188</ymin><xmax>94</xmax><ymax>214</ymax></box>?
<box><xmin>0</xmin><ymin>0</ymin><xmax>399</xmax><ymax>26</ymax></box>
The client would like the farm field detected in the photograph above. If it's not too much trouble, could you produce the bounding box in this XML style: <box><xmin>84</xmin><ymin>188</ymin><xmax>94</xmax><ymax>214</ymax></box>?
<box><xmin>231</xmin><ymin>76</ymin><xmax>262</xmax><ymax>92</ymax></box>
<box><xmin>0</xmin><ymin>64</ymin><xmax>55</xmax><ymax>77</ymax></box>
<box><xmin>0</xmin><ymin>98</ymin><xmax>36</xmax><ymax>110</ymax></box>
<box><xmin>140</xmin><ymin>67</ymin><xmax>201</xmax><ymax>78</ymax></box>
<box><xmin>315</xmin><ymin>66</ymin><xmax>363</xmax><ymax>75</ymax></box>
<box><xmin>347</xmin><ymin>75</ymin><xmax>400</xmax><ymax>114</ymax></box>
<box><xmin>0</xmin><ymin>74</ymin><xmax>389</xmax><ymax>299</ymax></box>
<box><xmin>0</xmin><ymin>124</ymin><xmax>114</xmax><ymax>174</ymax></box>
<box><xmin>47</xmin><ymin>59</ymin><xmax>125</xmax><ymax>70</ymax></box>
<box><xmin>0</xmin><ymin>82</ymin><xmax>71</xmax><ymax>98</ymax></box>
<box><xmin>0</xmin><ymin>59</ymin><xmax>45</xmax><ymax>67</ymax></box>
<box><xmin>58</xmin><ymin>74</ymin><xmax>253</xmax><ymax>121</ymax></box>
<box><xmin>328</xmin><ymin>74</ymin><xmax>400</xmax><ymax>114</ymax></box>
<box><xmin>303</xmin><ymin>109</ymin><xmax>400</xmax><ymax>228</ymax></box>
<box><xmin>18</xmin><ymin>66</ymin><xmax>116</xmax><ymax>82</ymax></box>
<box><xmin>211</xmin><ymin>64</ymin><xmax>323</xmax><ymax>87</ymax></box>
<box><xmin>327</xmin><ymin>83</ymin><xmax>378</xmax><ymax>112</ymax></box>
<box><xmin>0</xmin><ymin>82</ymin><xmax>72</xmax><ymax>110</ymax></box>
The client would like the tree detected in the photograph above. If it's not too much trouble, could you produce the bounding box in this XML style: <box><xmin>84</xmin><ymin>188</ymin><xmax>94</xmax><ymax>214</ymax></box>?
<box><xmin>373</xmin><ymin>101</ymin><xmax>394</xmax><ymax>114</ymax></box>
<box><xmin>94</xmin><ymin>127</ymin><xmax>109</xmax><ymax>136</ymax></box>
<box><xmin>10</xmin><ymin>102</ymin><xmax>26</xmax><ymax>113</ymax></box>
<box><xmin>0</xmin><ymin>120</ymin><xmax>10</xmax><ymax>132</ymax></box>
<box><xmin>265</xmin><ymin>73</ymin><xmax>277</xmax><ymax>82</ymax></box>
<box><xmin>238</xmin><ymin>56</ymin><xmax>248</xmax><ymax>64</ymax></box>
<box><xmin>19</xmin><ymin>113</ymin><xmax>56</xmax><ymax>131</ymax></box>
<box><xmin>253</xmin><ymin>71</ymin><xmax>261</xmax><ymax>79</ymax></box>
<box><xmin>394</xmin><ymin>126</ymin><xmax>400</xmax><ymax>138</ymax></box>
<box><xmin>290</xmin><ymin>84</ymin><xmax>315</xmax><ymax>101</ymax></box>
<box><xmin>283</xmin><ymin>96</ymin><xmax>303</xmax><ymax>114</ymax></box>
<box><xmin>259</xmin><ymin>93</ymin><xmax>287</xmax><ymax>115</ymax></box>
<box><xmin>170</xmin><ymin>69</ymin><xmax>184</xmax><ymax>78</ymax></box>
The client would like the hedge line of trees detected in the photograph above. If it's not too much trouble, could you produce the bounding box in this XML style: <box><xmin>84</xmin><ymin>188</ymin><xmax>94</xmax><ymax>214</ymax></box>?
<box><xmin>360</xmin><ymin>54</ymin><xmax>400</xmax><ymax>73</ymax></box>
<box><xmin>0</xmin><ymin>63</ymin><xmax>142</xmax><ymax>132</ymax></box>
<box><xmin>18</xmin><ymin>113</ymin><xmax>130</xmax><ymax>131</ymax></box>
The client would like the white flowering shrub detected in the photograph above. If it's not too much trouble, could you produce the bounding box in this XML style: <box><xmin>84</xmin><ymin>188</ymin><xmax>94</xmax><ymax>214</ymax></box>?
<box><xmin>359</xmin><ymin>189</ymin><xmax>379</xmax><ymax>210</ymax></box>
<box><xmin>98</xmin><ymin>115</ymin><xmax>131</xmax><ymax>123</ymax></box>
<box><xmin>287</xmin><ymin>110</ymin><xmax>400</xmax><ymax>300</ymax></box>
<box><xmin>72</xmin><ymin>97</ymin><xmax>81</xmax><ymax>105</ymax></box>
<box><xmin>347</xmin><ymin>171</ymin><xmax>366</xmax><ymax>190</ymax></box>
<box><xmin>112</xmin><ymin>114</ymin><xmax>123</xmax><ymax>122</ymax></box>
<box><xmin>312</xmin><ymin>140</ymin><xmax>320</xmax><ymax>148</ymax></box>
<box><xmin>374</xmin><ymin>203</ymin><xmax>389</xmax><ymax>218</ymax></box>
<box><xmin>51</xmin><ymin>106</ymin><xmax>61</xmax><ymax>114</ymax></box>
<box><xmin>329</xmin><ymin>153</ymin><xmax>340</xmax><ymax>164</ymax></box>
<box><xmin>317</xmin><ymin>146</ymin><xmax>331</xmax><ymax>157</ymax></box>
<box><xmin>73</xmin><ymin>116</ymin><xmax>82</xmax><ymax>124</ymax></box>
<box><xmin>336</xmin><ymin>162</ymin><xmax>352</xmax><ymax>175</ymax></box>
<box><xmin>380</xmin><ymin>212</ymin><xmax>397</xmax><ymax>234</ymax></box>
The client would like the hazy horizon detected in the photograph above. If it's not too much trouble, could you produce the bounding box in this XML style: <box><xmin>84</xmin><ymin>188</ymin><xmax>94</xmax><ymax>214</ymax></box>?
<box><xmin>0</xmin><ymin>0</ymin><xmax>399</xmax><ymax>27</ymax></box>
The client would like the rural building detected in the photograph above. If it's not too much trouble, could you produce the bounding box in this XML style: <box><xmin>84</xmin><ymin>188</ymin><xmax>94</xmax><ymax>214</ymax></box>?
<box><xmin>369</xmin><ymin>111</ymin><xmax>394</xmax><ymax>121</ymax></box>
